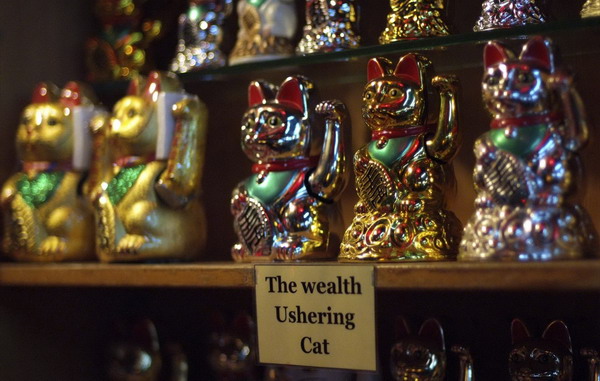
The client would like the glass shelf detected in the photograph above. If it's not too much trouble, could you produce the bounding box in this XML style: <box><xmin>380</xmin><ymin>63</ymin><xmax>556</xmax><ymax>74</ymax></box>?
<box><xmin>180</xmin><ymin>17</ymin><xmax>600</xmax><ymax>80</ymax></box>
<box><xmin>92</xmin><ymin>17</ymin><xmax>600</xmax><ymax>95</ymax></box>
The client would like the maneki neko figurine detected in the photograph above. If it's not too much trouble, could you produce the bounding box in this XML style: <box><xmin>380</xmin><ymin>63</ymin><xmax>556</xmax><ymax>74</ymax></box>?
<box><xmin>1</xmin><ymin>82</ymin><xmax>101</xmax><ymax>262</ymax></box>
<box><xmin>459</xmin><ymin>37</ymin><xmax>597</xmax><ymax>261</ymax></box>
<box><xmin>170</xmin><ymin>0</ymin><xmax>233</xmax><ymax>72</ymax></box>
<box><xmin>509</xmin><ymin>319</ymin><xmax>573</xmax><ymax>381</ymax></box>
<box><xmin>231</xmin><ymin>75</ymin><xmax>348</xmax><ymax>261</ymax></box>
<box><xmin>379</xmin><ymin>0</ymin><xmax>451</xmax><ymax>43</ymax></box>
<box><xmin>474</xmin><ymin>0</ymin><xmax>547</xmax><ymax>31</ymax></box>
<box><xmin>296</xmin><ymin>0</ymin><xmax>360</xmax><ymax>54</ymax></box>
<box><xmin>339</xmin><ymin>55</ymin><xmax>461</xmax><ymax>261</ymax></box>
<box><xmin>581</xmin><ymin>0</ymin><xmax>600</xmax><ymax>18</ymax></box>
<box><xmin>88</xmin><ymin>71</ymin><xmax>207</xmax><ymax>262</ymax></box>
<box><xmin>229</xmin><ymin>0</ymin><xmax>297</xmax><ymax>65</ymax></box>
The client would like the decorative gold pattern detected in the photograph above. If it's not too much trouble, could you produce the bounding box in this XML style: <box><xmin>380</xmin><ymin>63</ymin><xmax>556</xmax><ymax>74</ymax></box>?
<box><xmin>380</xmin><ymin>0</ymin><xmax>450</xmax><ymax>43</ymax></box>
<box><xmin>582</xmin><ymin>0</ymin><xmax>600</xmax><ymax>18</ymax></box>
<box><xmin>340</xmin><ymin>55</ymin><xmax>461</xmax><ymax>261</ymax></box>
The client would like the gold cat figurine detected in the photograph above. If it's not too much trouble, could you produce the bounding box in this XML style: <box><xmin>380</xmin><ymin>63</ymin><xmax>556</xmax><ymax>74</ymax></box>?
<box><xmin>89</xmin><ymin>72</ymin><xmax>207</xmax><ymax>262</ymax></box>
<box><xmin>339</xmin><ymin>55</ymin><xmax>461</xmax><ymax>261</ymax></box>
<box><xmin>1</xmin><ymin>82</ymin><xmax>99</xmax><ymax>262</ymax></box>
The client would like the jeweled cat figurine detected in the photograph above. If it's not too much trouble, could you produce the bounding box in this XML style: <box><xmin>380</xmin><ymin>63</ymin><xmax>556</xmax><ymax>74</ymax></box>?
<box><xmin>231</xmin><ymin>75</ymin><xmax>348</xmax><ymax>261</ymax></box>
<box><xmin>509</xmin><ymin>319</ymin><xmax>573</xmax><ymax>381</ymax></box>
<box><xmin>379</xmin><ymin>0</ymin><xmax>450</xmax><ymax>43</ymax></box>
<box><xmin>229</xmin><ymin>0</ymin><xmax>297</xmax><ymax>65</ymax></box>
<box><xmin>391</xmin><ymin>318</ymin><xmax>446</xmax><ymax>381</ymax></box>
<box><xmin>1</xmin><ymin>82</ymin><xmax>100</xmax><ymax>262</ymax></box>
<box><xmin>474</xmin><ymin>0</ymin><xmax>547</xmax><ymax>31</ymax></box>
<box><xmin>339</xmin><ymin>55</ymin><xmax>461</xmax><ymax>261</ymax></box>
<box><xmin>89</xmin><ymin>72</ymin><xmax>207</xmax><ymax>262</ymax></box>
<box><xmin>170</xmin><ymin>0</ymin><xmax>233</xmax><ymax>73</ymax></box>
<box><xmin>459</xmin><ymin>37</ymin><xmax>597</xmax><ymax>261</ymax></box>
<box><xmin>296</xmin><ymin>0</ymin><xmax>360</xmax><ymax>54</ymax></box>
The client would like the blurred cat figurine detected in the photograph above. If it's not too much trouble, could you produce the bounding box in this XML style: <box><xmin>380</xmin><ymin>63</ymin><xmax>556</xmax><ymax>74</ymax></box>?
<box><xmin>231</xmin><ymin>75</ymin><xmax>348</xmax><ymax>261</ymax></box>
<box><xmin>85</xmin><ymin>0</ymin><xmax>162</xmax><ymax>81</ymax></box>
<box><xmin>208</xmin><ymin>312</ymin><xmax>258</xmax><ymax>381</ymax></box>
<box><xmin>1</xmin><ymin>82</ymin><xmax>100</xmax><ymax>262</ymax></box>
<box><xmin>89</xmin><ymin>71</ymin><xmax>207</xmax><ymax>262</ymax></box>
<box><xmin>581</xmin><ymin>348</ymin><xmax>600</xmax><ymax>381</ymax></box>
<box><xmin>264</xmin><ymin>366</ymin><xmax>355</xmax><ymax>380</ymax></box>
<box><xmin>229</xmin><ymin>0</ymin><xmax>297</xmax><ymax>64</ymax></box>
<box><xmin>391</xmin><ymin>318</ymin><xmax>447</xmax><ymax>381</ymax></box>
<box><xmin>339</xmin><ymin>55</ymin><xmax>461</xmax><ymax>261</ymax></box>
<box><xmin>108</xmin><ymin>319</ymin><xmax>188</xmax><ymax>381</ymax></box>
<box><xmin>296</xmin><ymin>0</ymin><xmax>360</xmax><ymax>54</ymax></box>
<box><xmin>509</xmin><ymin>319</ymin><xmax>573</xmax><ymax>381</ymax></box>
<box><xmin>170</xmin><ymin>0</ymin><xmax>233</xmax><ymax>72</ymax></box>
<box><xmin>459</xmin><ymin>37</ymin><xmax>597</xmax><ymax>261</ymax></box>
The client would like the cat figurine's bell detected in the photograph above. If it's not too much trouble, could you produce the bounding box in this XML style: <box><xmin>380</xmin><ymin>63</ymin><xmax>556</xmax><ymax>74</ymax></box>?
<box><xmin>231</xmin><ymin>75</ymin><xmax>348</xmax><ymax>261</ymax></box>
<box><xmin>459</xmin><ymin>37</ymin><xmax>598</xmax><ymax>261</ymax></box>
<box><xmin>339</xmin><ymin>55</ymin><xmax>461</xmax><ymax>261</ymax></box>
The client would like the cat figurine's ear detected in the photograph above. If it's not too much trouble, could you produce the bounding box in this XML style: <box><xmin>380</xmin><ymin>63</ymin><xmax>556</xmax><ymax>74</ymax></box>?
<box><xmin>484</xmin><ymin>41</ymin><xmax>514</xmax><ymax>69</ymax></box>
<box><xmin>520</xmin><ymin>36</ymin><xmax>555</xmax><ymax>73</ymax></box>
<box><xmin>132</xmin><ymin>319</ymin><xmax>160</xmax><ymax>353</ymax></box>
<box><xmin>60</xmin><ymin>81</ymin><xmax>97</xmax><ymax>108</ymax></box>
<box><xmin>248</xmin><ymin>80</ymin><xmax>277</xmax><ymax>107</ymax></box>
<box><xmin>276</xmin><ymin>77</ymin><xmax>306</xmax><ymax>113</ymax></box>
<box><xmin>394</xmin><ymin>54</ymin><xmax>422</xmax><ymax>86</ymax></box>
<box><xmin>511</xmin><ymin>318</ymin><xmax>531</xmax><ymax>345</ymax></box>
<box><xmin>418</xmin><ymin>318</ymin><xmax>445</xmax><ymax>351</ymax></box>
<box><xmin>394</xmin><ymin>316</ymin><xmax>411</xmax><ymax>338</ymax></box>
<box><xmin>31</xmin><ymin>82</ymin><xmax>59</xmax><ymax>103</ymax></box>
<box><xmin>127</xmin><ymin>75</ymin><xmax>146</xmax><ymax>96</ymax></box>
<box><xmin>542</xmin><ymin>320</ymin><xmax>572</xmax><ymax>352</ymax></box>
<box><xmin>367</xmin><ymin>57</ymin><xmax>392</xmax><ymax>82</ymax></box>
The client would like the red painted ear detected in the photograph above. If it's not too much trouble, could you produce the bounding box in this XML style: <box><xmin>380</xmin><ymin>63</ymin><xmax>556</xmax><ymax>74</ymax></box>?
<box><xmin>394</xmin><ymin>54</ymin><xmax>421</xmax><ymax>86</ymax></box>
<box><xmin>520</xmin><ymin>36</ymin><xmax>554</xmax><ymax>72</ymax></box>
<box><xmin>484</xmin><ymin>41</ymin><xmax>511</xmax><ymax>68</ymax></box>
<box><xmin>542</xmin><ymin>320</ymin><xmax>572</xmax><ymax>352</ymax></box>
<box><xmin>418</xmin><ymin>319</ymin><xmax>445</xmax><ymax>351</ymax></box>
<box><xmin>60</xmin><ymin>81</ymin><xmax>82</xmax><ymax>108</ymax></box>
<box><xmin>511</xmin><ymin>319</ymin><xmax>531</xmax><ymax>345</ymax></box>
<box><xmin>248</xmin><ymin>81</ymin><xmax>267</xmax><ymax>107</ymax></box>
<box><xmin>127</xmin><ymin>76</ymin><xmax>144</xmax><ymax>96</ymax></box>
<box><xmin>276</xmin><ymin>77</ymin><xmax>304</xmax><ymax>113</ymax></box>
<box><xmin>31</xmin><ymin>82</ymin><xmax>57</xmax><ymax>104</ymax></box>
<box><xmin>143</xmin><ymin>71</ymin><xmax>162</xmax><ymax>101</ymax></box>
<box><xmin>367</xmin><ymin>58</ymin><xmax>387</xmax><ymax>82</ymax></box>
<box><xmin>395</xmin><ymin>317</ymin><xmax>411</xmax><ymax>338</ymax></box>
<box><xmin>132</xmin><ymin>319</ymin><xmax>160</xmax><ymax>352</ymax></box>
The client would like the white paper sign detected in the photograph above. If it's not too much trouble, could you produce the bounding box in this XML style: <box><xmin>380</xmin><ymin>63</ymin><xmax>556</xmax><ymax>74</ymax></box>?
<box><xmin>156</xmin><ymin>92</ymin><xmax>187</xmax><ymax>160</ymax></box>
<box><xmin>255</xmin><ymin>265</ymin><xmax>377</xmax><ymax>371</ymax></box>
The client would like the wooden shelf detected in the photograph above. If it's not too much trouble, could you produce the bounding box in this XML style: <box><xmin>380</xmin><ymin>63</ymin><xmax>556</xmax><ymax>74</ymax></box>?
<box><xmin>1</xmin><ymin>261</ymin><xmax>600</xmax><ymax>291</ymax></box>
